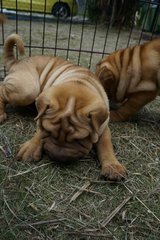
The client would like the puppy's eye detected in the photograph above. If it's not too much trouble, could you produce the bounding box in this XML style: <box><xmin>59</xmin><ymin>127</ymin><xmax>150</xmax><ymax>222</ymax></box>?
<box><xmin>87</xmin><ymin>113</ymin><xmax>91</xmax><ymax>119</ymax></box>
<box><xmin>46</xmin><ymin>107</ymin><xmax>53</xmax><ymax>114</ymax></box>
<box><xmin>46</xmin><ymin>106</ymin><xmax>58</xmax><ymax>116</ymax></box>
<box><xmin>81</xmin><ymin>113</ymin><xmax>91</xmax><ymax>122</ymax></box>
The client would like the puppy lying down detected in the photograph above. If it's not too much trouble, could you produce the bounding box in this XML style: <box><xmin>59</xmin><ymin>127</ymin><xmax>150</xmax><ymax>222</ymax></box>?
<box><xmin>0</xmin><ymin>33</ymin><xmax>126</xmax><ymax>180</ymax></box>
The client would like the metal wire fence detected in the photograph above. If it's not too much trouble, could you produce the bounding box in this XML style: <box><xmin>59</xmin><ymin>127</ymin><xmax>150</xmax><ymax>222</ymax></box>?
<box><xmin>0</xmin><ymin>0</ymin><xmax>160</xmax><ymax>80</ymax></box>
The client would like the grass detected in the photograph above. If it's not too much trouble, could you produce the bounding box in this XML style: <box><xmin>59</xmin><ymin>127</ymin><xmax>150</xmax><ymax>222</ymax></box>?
<box><xmin>0</xmin><ymin>18</ymin><xmax>160</xmax><ymax>240</ymax></box>
<box><xmin>0</xmin><ymin>100</ymin><xmax>160</xmax><ymax>240</ymax></box>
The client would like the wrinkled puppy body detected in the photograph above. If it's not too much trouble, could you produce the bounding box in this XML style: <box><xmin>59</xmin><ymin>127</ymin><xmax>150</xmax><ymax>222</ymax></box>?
<box><xmin>0</xmin><ymin>34</ymin><xmax>126</xmax><ymax>180</ymax></box>
<box><xmin>96</xmin><ymin>39</ymin><xmax>160</xmax><ymax>121</ymax></box>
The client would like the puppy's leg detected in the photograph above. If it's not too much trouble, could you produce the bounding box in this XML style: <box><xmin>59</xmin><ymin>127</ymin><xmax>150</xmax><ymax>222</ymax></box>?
<box><xmin>17</xmin><ymin>127</ymin><xmax>48</xmax><ymax>162</ymax></box>
<box><xmin>110</xmin><ymin>91</ymin><xmax>157</xmax><ymax>122</ymax></box>
<box><xmin>0</xmin><ymin>89</ymin><xmax>7</xmax><ymax>122</ymax></box>
<box><xmin>0</xmin><ymin>75</ymin><xmax>40</xmax><ymax>122</ymax></box>
<box><xmin>96</xmin><ymin>126</ymin><xmax>126</xmax><ymax>181</ymax></box>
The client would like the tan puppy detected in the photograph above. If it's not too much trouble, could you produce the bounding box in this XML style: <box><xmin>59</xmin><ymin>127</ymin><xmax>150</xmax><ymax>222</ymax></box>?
<box><xmin>96</xmin><ymin>39</ymin><xmax>160</xmax><ymax>121</ymax></box>
<box><xmin>0</xmin><ymin>33</ymin><xmax>126</xmax><ymax>180</ymax></box>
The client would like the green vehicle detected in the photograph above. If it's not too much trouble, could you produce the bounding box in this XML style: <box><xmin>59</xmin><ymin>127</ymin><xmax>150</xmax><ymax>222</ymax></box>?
<box><xmin>2</xmin><ymin>0</ymin><xmax>78</xmax><ymax>18</ymax></box>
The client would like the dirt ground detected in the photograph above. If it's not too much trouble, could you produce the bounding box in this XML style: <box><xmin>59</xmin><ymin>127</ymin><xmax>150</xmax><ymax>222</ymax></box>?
<box><xmin>0</xmin><ymin>17</ymin><xmax>160</xmax><ymax>240</ymax></box>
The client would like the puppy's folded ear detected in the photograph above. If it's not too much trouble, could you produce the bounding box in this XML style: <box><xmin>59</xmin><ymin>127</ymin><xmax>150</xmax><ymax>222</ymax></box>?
<box><xmin>90</xmin><ymin>104</ymin><xmax>109</xmax><ymax>136</ymax></box>
<box><xmin>34</xmin><ymin>95</ymin><xmax>50</xmax><ymax>120</ymax></box>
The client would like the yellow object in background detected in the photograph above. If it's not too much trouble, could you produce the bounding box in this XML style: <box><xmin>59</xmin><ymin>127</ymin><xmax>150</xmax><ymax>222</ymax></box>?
<box><xmin>2</xmin><ymin>0</ymin><xmax>78</xmax><ymax>18</ymax></box>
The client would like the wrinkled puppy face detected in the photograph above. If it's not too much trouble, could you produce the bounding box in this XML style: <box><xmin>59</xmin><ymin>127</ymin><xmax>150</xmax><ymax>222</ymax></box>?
<box><xmin>35</xmin><ymin>83</ymin><xmax>109</xmax><ymax>162</ymax></box>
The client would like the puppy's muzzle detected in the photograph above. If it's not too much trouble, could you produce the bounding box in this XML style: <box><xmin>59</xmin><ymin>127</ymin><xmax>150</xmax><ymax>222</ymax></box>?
<box><xmin>43</xmin><ymin>137</ymin><xmax>92</xmax><ymax>163</ymax></box>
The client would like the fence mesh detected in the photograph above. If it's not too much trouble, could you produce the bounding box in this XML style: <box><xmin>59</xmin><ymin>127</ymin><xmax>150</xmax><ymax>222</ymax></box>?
<box><xmin>0</xmin><ymin>0</ymin><xmax>160</xmax><ymax>80</ymax></box>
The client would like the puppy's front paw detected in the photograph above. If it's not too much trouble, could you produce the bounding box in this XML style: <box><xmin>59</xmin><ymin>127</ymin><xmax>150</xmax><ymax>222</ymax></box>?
<box><xmin>101</xmin><ymin>163</ymin><xmax>127</xmax><ymax>181</ymax></box>
<box><xmin>17</xmin><ymin>140</ymin><xmax>42</xmax><ymax>162</ymax></box>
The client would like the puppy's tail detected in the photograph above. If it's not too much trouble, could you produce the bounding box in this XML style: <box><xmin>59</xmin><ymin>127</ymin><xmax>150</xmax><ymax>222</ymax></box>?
<box><xmin>0</xmin><ymin>14</ymin><xmax>7</xmax><ymax>24</ymax></box>
<box><xmin>4</xmin><ymin>33</ymin><xmax>25</xmax><ymax>71</ymax></box>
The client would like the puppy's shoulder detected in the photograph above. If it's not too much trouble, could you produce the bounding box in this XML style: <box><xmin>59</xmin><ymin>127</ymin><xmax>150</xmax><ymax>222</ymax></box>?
<box><xmin>143</xmin><ymin>38</ymin><xmax>160</xmax><ymax>52</ymax></box>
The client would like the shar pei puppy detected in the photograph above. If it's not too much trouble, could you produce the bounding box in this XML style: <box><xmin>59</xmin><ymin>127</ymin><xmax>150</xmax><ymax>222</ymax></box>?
<box><xmin>0</xmin><ymin>33</ymin><xmax>126</xmax><ymax>180</ymax></box>
<box><xmin>96</xmin><ymin>39</ymin><xmax>160</xmax><ymax>121</ymax></box>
